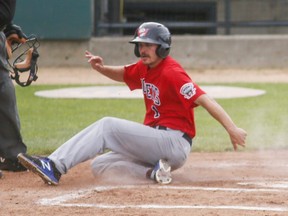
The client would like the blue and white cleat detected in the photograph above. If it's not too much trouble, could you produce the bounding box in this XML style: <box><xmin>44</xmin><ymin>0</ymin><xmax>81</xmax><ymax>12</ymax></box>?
<box><xmin>150</xmin><ymin>159</ymin><xmax>172</xmax><ymax>184</ymax></box>
<box><xmin>17</xmin><ymin>153</ymin><xmax>61</xmax><ymax>185</ymax></box>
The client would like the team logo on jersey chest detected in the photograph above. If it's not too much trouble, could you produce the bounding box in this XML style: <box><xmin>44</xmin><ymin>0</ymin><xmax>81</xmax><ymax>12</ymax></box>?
<box><xmin>141</xmin><ymin>79</ymin><xmax>160</xmax><ymax>105</ymax></box>
<box><xmin>180</xmin><ymin>83</ymin><xmax>196</xmax><ymax>99</ymax></box>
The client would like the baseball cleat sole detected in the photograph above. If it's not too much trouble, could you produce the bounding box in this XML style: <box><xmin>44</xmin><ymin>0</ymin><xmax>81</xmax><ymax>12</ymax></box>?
<box><xmin>18</xmin><ymin>153</ymin><xmax>58</xmax><ymax>185</ymax></box>
<box><xmin>155</xmin><ymin>159</ymin><xmax>172</xmax><ymax>184</ymax></box>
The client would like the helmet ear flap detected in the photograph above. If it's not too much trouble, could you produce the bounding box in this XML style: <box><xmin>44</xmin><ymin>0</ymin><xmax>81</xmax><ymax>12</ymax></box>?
<box><xmin>134</xmin><ymin>44</ymin><xmax>140</xmax><ymax>57</ymax></box>
<box><xmin>156</xmin><ymin>45</ymin><xmax>170</xmax><ymax>58</ymax></box>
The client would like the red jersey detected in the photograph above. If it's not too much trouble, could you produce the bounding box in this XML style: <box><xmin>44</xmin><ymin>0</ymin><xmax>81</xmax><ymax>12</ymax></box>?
<box><xmin>124</xmin><ymin>56</ymin><xmax>206</xmax><ymax>138</ymax></box>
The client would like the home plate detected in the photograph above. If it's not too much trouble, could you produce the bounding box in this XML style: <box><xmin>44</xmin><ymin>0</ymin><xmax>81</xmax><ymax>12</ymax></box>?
<box><xmin>34</xmin><ymin>85</ymin><xmax>265</xmax><ymax>99</ymax></box>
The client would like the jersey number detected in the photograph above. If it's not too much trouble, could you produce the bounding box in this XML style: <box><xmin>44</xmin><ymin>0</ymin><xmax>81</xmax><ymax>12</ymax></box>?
<box><xmin>152</xmin><ymin>105</ymin><xmax>160</xmax><ymax>118</ymax></box>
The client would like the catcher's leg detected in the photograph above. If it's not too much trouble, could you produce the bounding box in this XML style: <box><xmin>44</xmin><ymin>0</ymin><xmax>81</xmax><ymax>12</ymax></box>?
<box><xmin>0</xmin><ymin>36</ymin><xmax>27</xmax><ymax>171</ymax></box>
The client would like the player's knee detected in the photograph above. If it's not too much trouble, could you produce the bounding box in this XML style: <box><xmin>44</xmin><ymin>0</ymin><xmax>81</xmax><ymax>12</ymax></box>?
<box><xmin>98</xmin><ymin>117</ymin><xmax>117</xmax><ymax>129</ymax></box>
<box><xmin>169</xmin><ymin>156</ymin><xmax>188</xmax><ymax>171</ymax></box>
<box><xmin>98</xmin><ymin>116</ymin><xmax>113</xmax><ymax>124</ymax></box>
<box><xmin>98</xmin><ymin>116</ymin><xmax>126</xmax><ymax>134</ymax></box>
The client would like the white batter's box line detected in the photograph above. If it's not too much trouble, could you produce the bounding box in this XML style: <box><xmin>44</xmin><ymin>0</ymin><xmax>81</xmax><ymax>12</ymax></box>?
<box><xmin>238</xmin><ymin>181</ymin><xmax>288</xmax><ymax>189</ymax></box>
<box><xmin>159</xmin><ymin>185</ymin><xmax>285</xmax><ymax>192</ymax></box>
<box><xmin>44</xmin><ymin>203</ymin><xmax>288</xmax><ymax>212</ymax></box>
<box><xmin>38</xmin><ymin>184</ymin><xmax>288</xmax><ymax>212</ymax></box>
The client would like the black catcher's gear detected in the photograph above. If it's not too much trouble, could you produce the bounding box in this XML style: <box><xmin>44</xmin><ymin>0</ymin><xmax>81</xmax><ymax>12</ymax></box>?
<box><xmin>4</xmin><ymin>24</ymin><xmax>28</xmax><ymax>41</ymax></box>
<box><xmin>130</xmin><ymin>22</ymin><xmax>171</xmax><ymax>59</ymax></box>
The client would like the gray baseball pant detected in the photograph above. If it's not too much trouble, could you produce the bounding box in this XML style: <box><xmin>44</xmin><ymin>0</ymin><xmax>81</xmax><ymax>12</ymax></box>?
<box><xmin>49</xmin><ymin>117</ymin><xmax>191</xmax><ymax>178</ymax></box>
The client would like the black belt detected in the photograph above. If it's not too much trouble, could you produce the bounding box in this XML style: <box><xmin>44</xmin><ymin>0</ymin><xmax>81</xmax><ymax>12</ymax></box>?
<box><xmin>153</xmin><ymin>126</ymin><xmax>192</xmax><ymax>146</ymax></box>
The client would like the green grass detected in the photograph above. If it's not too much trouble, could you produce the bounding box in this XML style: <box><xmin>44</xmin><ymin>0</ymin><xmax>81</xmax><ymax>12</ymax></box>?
<box><xmin>194</xmin><ymin>83</ymin><xmax>288</xmax><ymax>152</ymax></box>
<box><xmin>16</xmin><ymin>83</ymin><xmax>288</xmax><ymax>155</ymax></box>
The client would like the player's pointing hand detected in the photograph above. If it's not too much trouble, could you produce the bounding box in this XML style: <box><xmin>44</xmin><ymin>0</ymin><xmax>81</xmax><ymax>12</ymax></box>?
<box><xmin>85</xmin><ymin>51</ymin><xmax>104</xmax><ymax>72</ymax></box>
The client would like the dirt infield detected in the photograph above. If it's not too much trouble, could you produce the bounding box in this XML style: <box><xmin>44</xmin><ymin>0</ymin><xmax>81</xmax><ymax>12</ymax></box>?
<box><xmin>2</xmin><ymin>151</ymin><xmax>288</xmax><ymax>215</ymax></box>
<box><xmin>2</xmin><ymin>68</ymin><xmax>288</xmax><ymax>215</ymax></box>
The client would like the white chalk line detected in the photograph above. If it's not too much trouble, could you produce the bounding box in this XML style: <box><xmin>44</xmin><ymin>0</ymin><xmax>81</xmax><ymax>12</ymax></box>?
<box><xmin>48</xmin><ymin>203</ymin><xmax>288</xmax><ymax>212</ymax></box>
<box><xmin>38</xmin><ymin>184</ymin><xmax>288</xmax><ymax>212</ymax></box>
<box><xmin>238</xmin><ymin>181</ymin><xmax>288</xmax><ymax>189</ymax></box>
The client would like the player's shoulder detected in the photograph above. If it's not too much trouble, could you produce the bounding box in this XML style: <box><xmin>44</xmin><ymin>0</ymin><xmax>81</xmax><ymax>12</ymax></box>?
<box><xmin>165</xmin><ymin>56</ymin><xmax>184</xmax><ymax>68</ymax></box>
<box><xmin>125</xmin><ymin>60</ymin><xmax>145</xmax><ymax>71</ymax></box>
<box><xmin>163</xmin><ymin>56</ymin><xmax>187</xmax><ymax>75</ymax></box>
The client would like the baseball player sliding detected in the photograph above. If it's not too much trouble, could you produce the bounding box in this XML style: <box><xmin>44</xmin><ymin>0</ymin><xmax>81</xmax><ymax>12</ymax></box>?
<box><xmin>18</xmin><ymin>22</ymin><xmax>247</xmax><ymax>185</ymax></box>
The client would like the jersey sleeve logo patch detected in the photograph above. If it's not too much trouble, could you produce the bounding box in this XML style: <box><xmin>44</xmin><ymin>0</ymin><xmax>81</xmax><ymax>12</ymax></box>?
<box><xmin>180</xmin><ymin>83</ymin><xmax>196</xmax><ymax>99</ymax></box>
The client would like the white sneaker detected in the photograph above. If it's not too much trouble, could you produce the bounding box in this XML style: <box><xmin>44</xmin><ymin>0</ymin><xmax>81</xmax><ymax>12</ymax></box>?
<box><xmin>150</xmin><ymin>159</ymin><xmax>172</xmax><ymax>184</ymax></box>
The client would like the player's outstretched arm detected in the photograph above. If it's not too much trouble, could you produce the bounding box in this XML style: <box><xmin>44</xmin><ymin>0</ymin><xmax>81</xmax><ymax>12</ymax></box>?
<box><xmin>195</xmin><ymin>94</ymin><xmax>247</xmax><ymax>151</ymax></box>
<box><xmin>85</xmin><ymin>51</ymin><xmax>125</xmax><ymax>82</ymax></box>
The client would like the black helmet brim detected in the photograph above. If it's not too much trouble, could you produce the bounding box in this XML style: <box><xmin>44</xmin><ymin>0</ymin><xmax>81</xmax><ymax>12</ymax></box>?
<box><xmin>129</xmin><ymin>37</ymin><xmax>161</xmax><ymax>45</ymax></box>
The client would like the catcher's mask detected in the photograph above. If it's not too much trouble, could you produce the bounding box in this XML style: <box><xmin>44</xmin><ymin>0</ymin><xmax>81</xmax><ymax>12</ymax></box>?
<box><xmin>129</xmin><ymin>22</ymin><xmax>171</xmax><ymax>59</ymax></box>
<box><xmin>8</xmin><ymin>36</ymin><xmax>40</xmax><ymax>87</ymax></box>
